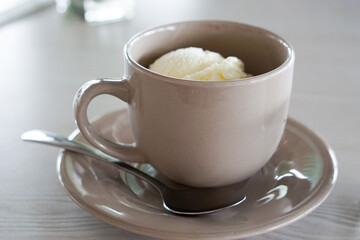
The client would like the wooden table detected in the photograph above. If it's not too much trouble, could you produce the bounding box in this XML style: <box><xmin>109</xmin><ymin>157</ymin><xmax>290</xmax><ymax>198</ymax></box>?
<box><xmin>1</xmin><ymin>0</ymin><xmax>359</xmax><ymax>239</ymax></box>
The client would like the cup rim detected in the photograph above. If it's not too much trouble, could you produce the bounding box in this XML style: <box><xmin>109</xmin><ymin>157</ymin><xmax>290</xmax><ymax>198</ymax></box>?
<box><xmin>125</xmin><ymin>20</ymin><xmax>294</xmax><ymax>85</ymax></box>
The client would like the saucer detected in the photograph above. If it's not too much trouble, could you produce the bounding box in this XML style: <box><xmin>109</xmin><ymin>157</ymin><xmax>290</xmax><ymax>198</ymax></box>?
<box><xmin>57</xmin><ymin>109</ymin><xmax>337</xmax><ymax>240</ymax></box>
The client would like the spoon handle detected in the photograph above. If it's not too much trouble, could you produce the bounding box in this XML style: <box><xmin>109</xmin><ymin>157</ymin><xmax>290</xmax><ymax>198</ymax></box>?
<box><xmin>21</xmin><ymin>130</ymin><xmax>165</xmax><ymax>191</ymax></box>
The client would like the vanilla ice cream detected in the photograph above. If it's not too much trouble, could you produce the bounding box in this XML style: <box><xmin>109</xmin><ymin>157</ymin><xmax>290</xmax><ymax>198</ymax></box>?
<box><xmin>149</xmin><ymin>47</ymin><xmax>251</xmax><ymax>81</ymax></box>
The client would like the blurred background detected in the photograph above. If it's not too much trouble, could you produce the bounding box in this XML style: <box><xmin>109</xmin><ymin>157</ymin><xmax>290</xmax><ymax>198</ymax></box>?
<box><xmin>1</xmin><ymin>0</ymin><xmax>359</xmax><ymax>152</ymax></box>
<box><xmin>1</xmin><ymin>0</ymin><xmax>359</xmax><ymax>239</ymax></box>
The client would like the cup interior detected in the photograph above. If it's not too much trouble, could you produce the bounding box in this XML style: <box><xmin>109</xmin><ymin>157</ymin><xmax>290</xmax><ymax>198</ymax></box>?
<box><xmin>127</xmin><ymin>21</ymin><xmax>292</xmax><ymax>77</ymax></box>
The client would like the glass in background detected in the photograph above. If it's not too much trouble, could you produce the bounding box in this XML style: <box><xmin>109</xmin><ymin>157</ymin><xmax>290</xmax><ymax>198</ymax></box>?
<box><xmin>56</xmin><ymin>0</ymin><xmax>135</xmax><ymax>24</ymax></box>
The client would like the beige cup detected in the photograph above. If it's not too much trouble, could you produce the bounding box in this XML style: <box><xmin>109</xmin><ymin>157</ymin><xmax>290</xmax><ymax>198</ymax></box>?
<box><xmin>74</xmin><ymin>21</ymin><xmax>294</xmax><ymax>187</ymax></box>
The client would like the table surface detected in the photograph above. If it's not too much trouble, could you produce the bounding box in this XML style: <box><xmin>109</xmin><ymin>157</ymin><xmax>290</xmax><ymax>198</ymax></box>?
<box><xmin>1</xmin><ymin>0</ymin><xmax>359</xmax><ymax>239</ymax></box>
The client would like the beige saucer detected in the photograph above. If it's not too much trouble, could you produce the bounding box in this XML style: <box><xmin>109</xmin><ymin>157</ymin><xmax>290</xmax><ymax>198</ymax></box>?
<box><xmin>57</xmin><ymin>109</ymin><xmax>337</xmax><ymax>240</ymax></box>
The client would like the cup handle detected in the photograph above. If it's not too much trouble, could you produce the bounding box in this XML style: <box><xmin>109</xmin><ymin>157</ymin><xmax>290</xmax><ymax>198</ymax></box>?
<box><xmin>73</xmin><ymin>78</ymin><xmax>145</xmax><ymax>163</ymax></box>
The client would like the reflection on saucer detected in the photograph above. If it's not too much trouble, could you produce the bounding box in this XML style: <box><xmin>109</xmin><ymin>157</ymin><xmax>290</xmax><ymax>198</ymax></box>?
<box><xmin>58</xmin><ymin>110</ymin><xmax>337</xmax><ymax>239</ymax></box>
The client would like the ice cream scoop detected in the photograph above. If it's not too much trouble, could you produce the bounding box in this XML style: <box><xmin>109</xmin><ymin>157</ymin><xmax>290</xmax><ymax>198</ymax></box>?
<box><xmin>149</xmin><ymin>47</ymin><xmax>251</xmax><ymax>81</ymax></box>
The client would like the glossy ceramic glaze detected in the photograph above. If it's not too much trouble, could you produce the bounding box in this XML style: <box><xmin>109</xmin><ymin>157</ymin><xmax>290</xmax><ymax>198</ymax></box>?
<box><xmin>74</xmin><ymin>21</ymin><xmax>294</xmax><ymax>187</ymax></box>
<box><xmin>58</xmin><ymin>110</ymin><xmax>337</xmax><ymax>240</ymax></box>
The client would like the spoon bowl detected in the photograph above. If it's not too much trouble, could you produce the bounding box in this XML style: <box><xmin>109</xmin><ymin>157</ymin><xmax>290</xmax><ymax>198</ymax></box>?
<box><xmin>22</xmin><ymin>130</ymin><xmax>246</xmax><ymax>215</ymax></box>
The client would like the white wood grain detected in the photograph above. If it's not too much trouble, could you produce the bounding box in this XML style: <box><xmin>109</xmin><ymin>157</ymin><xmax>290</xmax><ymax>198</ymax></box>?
<box><xmin>0</xmin><ymin>0</ymin><xmax>359</xmax><ymax>239</ymax></box>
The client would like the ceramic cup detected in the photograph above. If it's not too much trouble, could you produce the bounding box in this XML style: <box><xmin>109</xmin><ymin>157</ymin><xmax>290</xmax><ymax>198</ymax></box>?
<box><xmin>74</xmin><ymin>21</ymin><xmax>294</xmax><ymax>187</ymax></box>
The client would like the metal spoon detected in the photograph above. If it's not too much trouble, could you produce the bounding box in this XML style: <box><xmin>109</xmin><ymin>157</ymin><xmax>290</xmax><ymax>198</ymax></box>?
<box><xmin>21</xmin><ymin>130</ymin><xmax>246</xmax><ymax>215</ymax></box>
